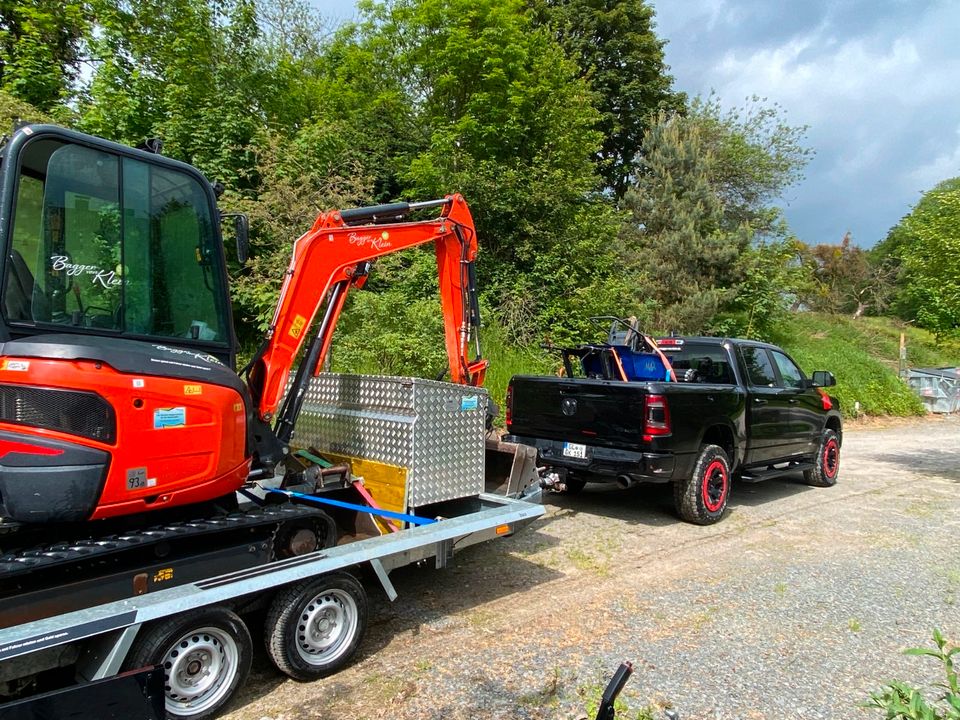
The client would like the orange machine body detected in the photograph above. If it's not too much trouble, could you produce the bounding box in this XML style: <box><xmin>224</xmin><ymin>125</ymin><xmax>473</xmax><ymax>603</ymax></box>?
<box><xmin>0</xmin><ymin>191</ymin><xmax>484</xmax><ymax>525</ymax></box>
<box><xmin>0</xmin><ymin>354</ymin><xmax>249</xmax><ymax>521</ymax></box>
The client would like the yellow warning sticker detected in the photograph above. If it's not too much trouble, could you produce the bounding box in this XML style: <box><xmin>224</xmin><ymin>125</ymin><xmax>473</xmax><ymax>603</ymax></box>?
<box><xmin>184</xmin><ymin>384</ymin><xmax>202</xmax><ymax>395</ymax></box>
<box><xmin>289</xmin><ymin>314</ymin><xmax>307</xmax><ymax>339</ymax></box>
<box><xmin>153</xmin><ymin>568</ymin><xmax>174</xmax><ymax>583</ymax></box>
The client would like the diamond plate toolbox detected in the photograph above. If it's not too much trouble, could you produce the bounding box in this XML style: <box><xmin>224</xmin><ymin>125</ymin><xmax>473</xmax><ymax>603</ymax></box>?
<box><xmin>293</xmin><ymin>374</ymin><xmax>488</xmax><ymax>507</ymax></box>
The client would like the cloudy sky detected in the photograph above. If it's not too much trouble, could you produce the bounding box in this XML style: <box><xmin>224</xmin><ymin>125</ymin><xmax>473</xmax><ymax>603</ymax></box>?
<box><xmin>312</xmin><ymin>0</ymin><xmax>960</xmax><ymax>247</ymax></box>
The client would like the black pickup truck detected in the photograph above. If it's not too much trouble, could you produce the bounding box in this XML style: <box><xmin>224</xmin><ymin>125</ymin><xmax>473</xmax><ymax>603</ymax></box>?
<box><xmin>505</xmin><ymin>328</ymin><xmax>842</xmax><ymax>525</ymax></box>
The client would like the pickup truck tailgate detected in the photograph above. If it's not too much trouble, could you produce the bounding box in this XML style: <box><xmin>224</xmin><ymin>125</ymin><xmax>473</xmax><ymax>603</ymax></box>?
<box><xmin>508</xmin><ymin>375</ymin><xmax>649</xmax><ymax>449</ymax></box>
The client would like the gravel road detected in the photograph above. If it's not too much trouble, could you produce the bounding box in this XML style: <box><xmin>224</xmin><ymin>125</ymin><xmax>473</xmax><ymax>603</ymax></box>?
<box><xmin>227</xmin><ymin>416</ymin><xmax>960</xmax><ymax>720</ymax></box>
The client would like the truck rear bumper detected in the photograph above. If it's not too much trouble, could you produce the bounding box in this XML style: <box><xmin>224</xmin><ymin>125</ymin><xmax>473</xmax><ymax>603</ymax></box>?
<box><xmin>504</xmin><ymin>435</ymin><xmax>675</xmax><ymax>482</ymax></box>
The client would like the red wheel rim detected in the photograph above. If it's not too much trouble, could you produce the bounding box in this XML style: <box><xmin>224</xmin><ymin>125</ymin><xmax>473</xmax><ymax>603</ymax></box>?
<box><xmin>701</xmin><ymin>459</ymin><xmax>728</xmax><ymax>513</ymax></box>
<box><xmin>822</xmin><ymin>438</ymin><xmax>839</xmax><ymax>478</ymax></box>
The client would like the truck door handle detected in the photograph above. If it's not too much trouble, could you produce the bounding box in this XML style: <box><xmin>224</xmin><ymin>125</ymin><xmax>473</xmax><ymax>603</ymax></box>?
<box><xmin>707</xmin><ymin>395</ymin><xmax>715</xmax><ymax>402</ymax></box>
<box><xmin>788</xmin><ymin>398</ymin><xmax>797</xmax><ymax>404</ymax></box>
<box><xmin>753</xmin><ymin>398</ymin><xmax>767</xmax><ymax>405</ymax></box>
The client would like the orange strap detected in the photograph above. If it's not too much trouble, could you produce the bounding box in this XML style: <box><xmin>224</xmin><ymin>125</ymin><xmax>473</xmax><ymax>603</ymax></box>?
<box><xmin>610</xmin><ymin>349</ymin><xmax>629</xmax><ymax>382</ymax></box>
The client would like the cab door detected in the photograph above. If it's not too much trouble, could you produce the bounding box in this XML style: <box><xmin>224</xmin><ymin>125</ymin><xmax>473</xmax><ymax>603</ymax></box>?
<box><xmin>770</xmin><ymin>349</ymin><xmax>820</xmax><ymax>456</ymax></box>
<box><xmin>739</xmin><ymin>345</ymin><xmax>793</xmax><ymax>464</ymax></box>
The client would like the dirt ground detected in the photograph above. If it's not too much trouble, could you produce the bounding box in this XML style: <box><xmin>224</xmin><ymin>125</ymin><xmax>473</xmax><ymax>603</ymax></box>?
<box><xmin>227</xmin><ymin>415</ymin><xmax>960</xmax><ymax>720</ymax></box>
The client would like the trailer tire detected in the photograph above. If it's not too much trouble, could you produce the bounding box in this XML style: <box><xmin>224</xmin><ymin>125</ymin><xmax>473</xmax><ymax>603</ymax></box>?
<box><xmin>123</xmin><ymin>607</ymin><xmax>251</xmax><ymax>720</ymax></box>
<box><xmin>804</xmin><ymin>428</ymin><xmax>840</xmax><ymax>487</ymax></box>
<box><xmin>265</xmin><ymin>572</ymin><xmax>367</xmax><ymax>681</ymax></box>
<box><xmin>674</xmin><ymin>444</ymin><xmax>730</xmax><ymax>525</ymax></box>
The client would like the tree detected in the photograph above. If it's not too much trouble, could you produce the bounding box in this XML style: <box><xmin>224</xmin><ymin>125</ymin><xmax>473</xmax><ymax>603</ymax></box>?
<box><xmin>0</xmin><ymin>0</ymin><xmax>88</xmax><ymax>111</ymax></box>
<box><xmin>621</xmin><ymin>112</ymin><xmax>746</xmax><ymax>333</ymax></box>
<box><xmin>227</xmin><ymin>118</ymin><xmax>375</xmax><ymax>342</ymax></box>
<box><xmin>528</xmin><ymin>0</ymin><xmax>684</xmax><ymax>198</ymax></box>
<box><xmin>685</xmin><ymin>94</ymin><xmax>812</xmax><ymax>239</ymax></box>
<box><xmin>725</xmin><ymin>237</ymin><xmax>807</xmax><ymax>338</ymax></box>
<box><xmin>79</xmin><ymin>0</ymin><xmax>265</xmax><ymax>186</ymax></box>
<box><xmin>882</xmin><ymin>178</ymin><xmax>960</xmax><ymax>338</ymax></box>
<box><xmin>801</xmin><ymin>233</ymin><xmax>896</xmax><ymax>318</ymax></box>
<box><xmin>619</xmin><ymin>94</ymin><xmax>813</xmax><ymax>336</ymax></box>
<box><xmin>344</xmin><ymin>0</ymin><xmax>623</xmax><ymax>342</ymax></box>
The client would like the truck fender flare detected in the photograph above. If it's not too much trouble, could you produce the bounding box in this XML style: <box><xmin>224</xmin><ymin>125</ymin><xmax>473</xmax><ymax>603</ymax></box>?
<box><xmin>696</xmin><ymin>420</ymin><xmax>741</xmax><ymax>469</ymax></box>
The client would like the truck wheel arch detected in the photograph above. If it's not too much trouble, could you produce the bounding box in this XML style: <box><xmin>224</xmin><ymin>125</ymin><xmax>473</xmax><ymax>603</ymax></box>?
<box><xmin>825</xmin><ymin>415</ymin><xmax>842</xmax><ymax>444</ymax></box>
<box><xmin>700</xmin><ymin>424</ymin><xmax>737</xmax><ymax>469</ymax></box>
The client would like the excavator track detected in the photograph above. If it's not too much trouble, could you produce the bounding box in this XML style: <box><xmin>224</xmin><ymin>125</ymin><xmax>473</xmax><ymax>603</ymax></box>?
<box><xmin>0</xmin><ymin>501</ymin><xmax>335</xmax><ymax>628</ymax></box>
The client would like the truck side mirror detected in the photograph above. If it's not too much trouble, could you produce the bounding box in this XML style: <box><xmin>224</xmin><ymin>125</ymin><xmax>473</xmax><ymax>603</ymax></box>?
<box><xmin>811</xmin><ymin>370</ymin><xmax>836</xmax><ymax>387</ymax></box>
<box><xmin>220</xmin><ymin>212</ymin><xmax>249</xmax><ymax>264</ymax></box>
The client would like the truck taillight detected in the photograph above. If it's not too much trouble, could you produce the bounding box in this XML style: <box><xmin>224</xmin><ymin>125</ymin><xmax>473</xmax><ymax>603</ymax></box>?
<box><xmin>505</xmin><ymin>384</ymin><xmax>513</xmax><ymax>427</ymax></box>
<box><xmin>643</xmin><ymin>393</ymin><xmax>670</xmax><ymax>439</ymax></box>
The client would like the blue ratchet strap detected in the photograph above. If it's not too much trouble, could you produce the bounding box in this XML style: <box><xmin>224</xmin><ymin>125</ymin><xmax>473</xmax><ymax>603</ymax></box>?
<box><xmin>265</xmin><ymin>487</ymin><xmax>438</xmax><ymax>526</ymax></box>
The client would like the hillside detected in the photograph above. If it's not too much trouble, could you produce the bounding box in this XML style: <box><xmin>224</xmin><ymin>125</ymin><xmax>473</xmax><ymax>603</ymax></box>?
<box><xmin>762</xmin><ymin>313</ymin><xmax>957</xmax><ymax>416</ymax></box>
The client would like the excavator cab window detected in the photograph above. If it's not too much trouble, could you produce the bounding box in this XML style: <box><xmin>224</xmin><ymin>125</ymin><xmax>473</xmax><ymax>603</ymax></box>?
<box><xmin>3</xmin><ymin>134</ymin><xmax>230</xmax><ymax>344</ymax></box>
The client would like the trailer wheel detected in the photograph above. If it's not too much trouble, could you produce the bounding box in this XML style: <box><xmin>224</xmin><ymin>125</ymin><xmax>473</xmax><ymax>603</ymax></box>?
<box><xmin>265</xmin><ymin>572</ymin><xmax>368</xmax><ymax>681</ymax></box>
<box><xmin>804</xmin><ymin>428</ymin><xmax>840</xmax><ymax>487</ymax></box>
<box><xmin>123</xmin><ymin>608</ymin><xmax>251</xmax><ymax>720</ymax></box>
<box><xmin>674</xmin><ymin>444</ymin><xmax>730</xmax><ymax>525</ymax></box>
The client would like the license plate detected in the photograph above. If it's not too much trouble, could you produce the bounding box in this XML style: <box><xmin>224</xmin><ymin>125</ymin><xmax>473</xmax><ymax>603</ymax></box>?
<box><xmin>562</xmin><ymin>442</ymin><xmax>587</xmax><ymax>459</ymax></box>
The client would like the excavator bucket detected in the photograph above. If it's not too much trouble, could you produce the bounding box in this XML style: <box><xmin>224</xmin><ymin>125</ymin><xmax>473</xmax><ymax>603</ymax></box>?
<box><xmin>484</xmin><ymin>436</ymin><xmax>540</xmax><ymax>498</ymax></box>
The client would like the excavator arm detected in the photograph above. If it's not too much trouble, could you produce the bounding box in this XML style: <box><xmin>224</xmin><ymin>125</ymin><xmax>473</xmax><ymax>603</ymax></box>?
<box><xmin>246</xmin><ymin>194</ymin><xmax>488</xmax><ymax>446</ymax></box>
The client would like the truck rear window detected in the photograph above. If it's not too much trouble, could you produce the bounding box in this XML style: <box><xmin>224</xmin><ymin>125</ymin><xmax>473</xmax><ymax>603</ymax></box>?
<box><xmin>658</xmin><ymin>343</ymin><xmax>735</xmax><ymax>384</ymax></box>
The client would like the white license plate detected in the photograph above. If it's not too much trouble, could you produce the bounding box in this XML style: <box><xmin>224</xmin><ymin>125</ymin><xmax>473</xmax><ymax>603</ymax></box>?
<box><xmin>562</xmin><ymin>442</ymin><xmax>587</xmax><ymax>459</ymax></box>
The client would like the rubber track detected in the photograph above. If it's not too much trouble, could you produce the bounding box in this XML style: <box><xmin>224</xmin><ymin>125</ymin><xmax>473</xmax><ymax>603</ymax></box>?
<box><xmin>0</xmin><ymin>502</ymin><xmax>323</xmax><ymax>580</ymax></box>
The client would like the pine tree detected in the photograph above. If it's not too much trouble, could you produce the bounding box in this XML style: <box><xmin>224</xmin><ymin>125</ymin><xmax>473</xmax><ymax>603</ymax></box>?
<box><xmin>621</xmin><ymin>113</ymin><xmax>745</xmax><ymax>333</ymax></box>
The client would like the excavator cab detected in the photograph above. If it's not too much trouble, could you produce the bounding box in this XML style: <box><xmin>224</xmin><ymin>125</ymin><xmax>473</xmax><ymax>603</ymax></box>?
<box><xmin>0</xmin><ymin>126</ymin><xmax>250</xmax><ymax>524</ymax></box>
<box><xmin>0</xmin><ymin>125</ymin><xmax>237</xmax><ymax>365</ymax></box>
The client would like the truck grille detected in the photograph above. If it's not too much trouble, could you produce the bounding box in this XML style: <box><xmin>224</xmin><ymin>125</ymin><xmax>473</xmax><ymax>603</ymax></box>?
<box><xmin>0</xmin><ymin>384</ymin><xmax>116</xmax><ymax>444</ymax></box>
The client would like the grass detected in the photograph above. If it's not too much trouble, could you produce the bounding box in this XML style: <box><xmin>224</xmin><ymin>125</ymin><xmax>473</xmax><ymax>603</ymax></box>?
<box><xmin>564</xmin><ymin>546</ymin><xmax>611</xmax><ymax>576</ymax></box>
<box><xmin>480</xmin><ymin>320</ymin><xmax>554</xmax><ymax>421</ymax></box>
<box><xmin>769</xmin><ymin>312</ymin><xmax>960</xmax><ymax>417</ymax></box>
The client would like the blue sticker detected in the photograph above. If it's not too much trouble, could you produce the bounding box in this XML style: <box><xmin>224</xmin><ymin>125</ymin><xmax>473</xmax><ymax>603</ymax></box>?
<box><xmin>460</xmin><ymin>395</ymin><xmax>479</xmax><ymax>411</ymax></box>
<box><xmin>154</xmin><ymin>407</ymin><xmax>186</xmax><ymax>429</ymax></box>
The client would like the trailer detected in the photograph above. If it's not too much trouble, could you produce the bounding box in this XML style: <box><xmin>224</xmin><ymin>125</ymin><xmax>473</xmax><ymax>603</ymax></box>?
<box><xmin>0</xmin><ymin>376</ymin><xmax>544</xmax><ymax>719</ymax></box>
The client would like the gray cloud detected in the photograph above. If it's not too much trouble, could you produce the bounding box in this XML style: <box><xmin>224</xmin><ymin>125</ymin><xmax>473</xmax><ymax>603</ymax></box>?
<box><xmin>651</xmin><ymin>0</ymin><xmax>960</xmax><ymax>246</ymax></box>
<box><xmin>310</xmin><ymin>0</ymin><xmax>958</xmax><ymax>246</ymax></box>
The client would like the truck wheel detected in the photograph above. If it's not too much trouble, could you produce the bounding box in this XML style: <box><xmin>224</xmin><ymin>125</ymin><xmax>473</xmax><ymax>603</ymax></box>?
<box><xmin>674</xmin><ymin>444</ymin><xmax>731</xmax><ymax>525</ymax></box>
<box><xmin>804</xmin><ymin>428</ymin><xmax>840</xmax><ymax>487</ymax></box>
<box><xmin>123</xmin><ymin>608</ymin><xmax>252</xmax><ymax>720</ymax></box>
<box><xmin>265</xmin><ymin>572</ymin><xmax>368</xmax><ymax>681</ymax></box>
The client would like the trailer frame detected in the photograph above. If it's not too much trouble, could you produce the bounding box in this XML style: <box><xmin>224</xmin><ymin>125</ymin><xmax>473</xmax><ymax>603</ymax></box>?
<box><xmin>0</xmin><ymin>489</ymin><xmax>542</xmax><ymax>718</ymax></box>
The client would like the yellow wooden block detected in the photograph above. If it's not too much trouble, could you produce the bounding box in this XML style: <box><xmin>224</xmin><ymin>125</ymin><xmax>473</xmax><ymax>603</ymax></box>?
<box><xmin>321</xmin><ymin>452</ymin><xmax>408</xmax><ymax>534</ymax></box>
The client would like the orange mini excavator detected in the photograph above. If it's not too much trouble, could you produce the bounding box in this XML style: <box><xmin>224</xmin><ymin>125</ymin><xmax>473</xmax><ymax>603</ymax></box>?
<box><xmin>0</xmin><ymin>124</ymin><xmax>487</xmax><ymax>549</ymax></box>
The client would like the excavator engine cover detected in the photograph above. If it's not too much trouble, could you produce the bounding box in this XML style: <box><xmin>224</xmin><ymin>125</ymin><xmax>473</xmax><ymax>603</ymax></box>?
<box><xmin>0</xmin><ymin>336</ymin><xmax>250</xmax><ymax>523</ymax></box>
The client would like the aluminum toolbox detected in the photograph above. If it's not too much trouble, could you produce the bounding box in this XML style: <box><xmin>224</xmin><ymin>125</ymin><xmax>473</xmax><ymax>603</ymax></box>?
<box><xmin>293</xmin><ymin>374</ymin><xmax>487</xmax><ymax>507</ymax></box>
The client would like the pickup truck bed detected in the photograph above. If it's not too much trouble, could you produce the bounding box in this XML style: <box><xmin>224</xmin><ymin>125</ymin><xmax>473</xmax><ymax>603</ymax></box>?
<box><xmin>506</xmin><ymin>336</ymin><xmax>842</xmax><ymax>524</ymax></box>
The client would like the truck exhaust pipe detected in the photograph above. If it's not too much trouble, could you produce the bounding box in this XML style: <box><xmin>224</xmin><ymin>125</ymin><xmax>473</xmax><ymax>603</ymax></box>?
<box><xmin>616</xmin><ymin>475</ymin><xmax>637</xmax><ymax>490</ymax></box>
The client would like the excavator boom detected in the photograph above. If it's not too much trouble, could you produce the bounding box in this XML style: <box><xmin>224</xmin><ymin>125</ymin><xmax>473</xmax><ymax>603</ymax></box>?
<box><xmin>246</xmin><ymin>194</ymin><xmax>487</xmax><ymax>446</ymax></box>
